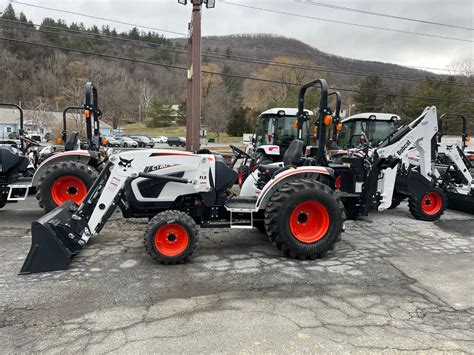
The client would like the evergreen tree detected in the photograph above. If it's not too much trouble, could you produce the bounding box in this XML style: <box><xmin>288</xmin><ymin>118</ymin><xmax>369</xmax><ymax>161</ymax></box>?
<box><xmin>353</xmin><ymin>75</ymin><xmax>391</xmax><ymax>113</ymax></box>
<box><xmin>405</xmin><ymin>76</ymin><xmax>470</xmax><ymax>133</ymax></box>
<box><xmin>177</xmin><ymin>101</ymin><xmax>187</xmax><ymax>125</ymax></box>
<box><xmin>19</xmin><ymin>12</ymin><xmax>28</xmax><ymax>23</ymax></box>
<box><xmin>146</xmin><ymin>99</ymin><xmax>175</xmax><ymax>127</ymax></box>
<box><xmin>2</xmin><ymin>4</ymin><xmax>17</xmax><ymax>21</ymax></box>
<box><xmin>227</xmin><ymin>107</ymin><xmax>254</xmax><ymax>136</ymax></box>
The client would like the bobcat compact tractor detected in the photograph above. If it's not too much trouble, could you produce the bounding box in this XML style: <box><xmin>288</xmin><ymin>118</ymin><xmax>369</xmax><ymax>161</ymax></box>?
<box><xmin>0</xmin><ymin>82</ymin><xmax>105</xmax><ymax>212</ymax></box>
<box><xmin>19</xmin><ymin>79</ymin><xmax>444</xmax><ymax>274</ymax></box>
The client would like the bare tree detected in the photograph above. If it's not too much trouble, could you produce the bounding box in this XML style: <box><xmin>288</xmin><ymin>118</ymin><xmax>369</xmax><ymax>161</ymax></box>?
<box><xmin>138</xmin><ymin>79</ymin><xmax>154</xmax><ymax>123</ymax></box>
<box><xmin>203</xmin><ymin>83</ymin><xmax>232</xmax><ymax>142</ymax></box>
<box><xmin>448</xmin><ymin>58</ymin><xmax>473</xmax><ymax>77</ymax></box>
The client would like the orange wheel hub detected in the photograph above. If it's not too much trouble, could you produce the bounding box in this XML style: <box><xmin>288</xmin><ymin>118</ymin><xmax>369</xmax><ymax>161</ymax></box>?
<box><xmin>421</xmin><ymin>192</ymin><xmax>442</xmax><ymax>215</ymax></box>
<box><xmin>154</xmin><ymin>224</ymin><xmax>189</xmax><ymax>257</ymax></box>
<box><xmin>51</xmin><ymin>176</ymin><xmax>87</xmax><ymax>206</ymax></box>
<box><xmin>289</xmin><ymin>201</ymin><xmax>330</xmax><ymax>243</ymax></box>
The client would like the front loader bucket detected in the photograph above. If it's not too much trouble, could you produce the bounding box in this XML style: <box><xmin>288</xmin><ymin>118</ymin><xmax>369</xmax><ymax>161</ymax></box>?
<box><xmin>20</xmin><ymin>201</ymin><xmax>82</xmax><ymax>274</ymax></box>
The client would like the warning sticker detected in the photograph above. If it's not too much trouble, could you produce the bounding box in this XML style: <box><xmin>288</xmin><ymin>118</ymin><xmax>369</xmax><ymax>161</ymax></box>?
<box><xmin>107</xmin><ymin>177</ymin><xmax>121</xmax><ymax>192</ymax></box>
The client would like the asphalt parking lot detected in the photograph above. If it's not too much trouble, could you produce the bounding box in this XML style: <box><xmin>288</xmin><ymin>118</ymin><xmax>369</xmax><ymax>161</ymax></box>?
<box><xmin>0</xmin><ymin>196</ymin><xmax>473</xmax><ymax>353</ymax></box>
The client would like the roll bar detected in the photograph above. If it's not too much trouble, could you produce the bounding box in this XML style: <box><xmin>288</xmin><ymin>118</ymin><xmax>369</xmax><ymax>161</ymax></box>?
<box><xmin>61</xmin><ymin>82</ymin><xmax>102</xmax><ymax>150</ymax></box>
<box><xmin>0</xmin><ymin>103</ymin><xmax>24</xmax><ymax>151</ymax></box>
<box><xmin>62</xmin><ymin>106</ymin><xmax>84</xmax><ymax>143</ymax></box>
<box><xmin>329</xmin><ymin>91</ymin><xmax>342</xmax><ymax>140</ymax></box>
<box><xmin>296</xmin><ymin>79</ymin><xmax>335</xmax><ymax>165</ymax></box>
<box><xmin>439</xmin><ymin>113</ymin><xmax>468</xmax><ymax>150</ymax></box>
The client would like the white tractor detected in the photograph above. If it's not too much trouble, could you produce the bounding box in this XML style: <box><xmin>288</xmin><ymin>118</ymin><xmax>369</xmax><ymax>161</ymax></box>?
<box><xmin>20</xmin><ymin>79</ymin><xmax>456</xmax><ymax>274</ymax></box>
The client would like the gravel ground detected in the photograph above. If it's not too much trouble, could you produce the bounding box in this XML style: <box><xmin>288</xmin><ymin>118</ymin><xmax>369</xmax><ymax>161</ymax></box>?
<box><xmin>0</xmin><ymin>196</ymin><xmax>473</xmax><ymax>353</ymax></box>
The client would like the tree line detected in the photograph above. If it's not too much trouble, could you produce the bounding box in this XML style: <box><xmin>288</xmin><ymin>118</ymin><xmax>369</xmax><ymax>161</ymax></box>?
<box><xmin>0</xmin><ymin>4</ymin><xmax>472</xmax><ymax>139</ymax></box>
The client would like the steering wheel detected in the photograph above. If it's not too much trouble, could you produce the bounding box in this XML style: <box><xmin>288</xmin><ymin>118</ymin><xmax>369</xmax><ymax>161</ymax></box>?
<box><xmin>20</xmin><ymin>135</ymin><xmax>41</xmax><ymax>148</ymax></box>
<box><xmin>229</xmin><ymin>144</ymin><xmax>252</xmax><ymax>167</ymax></box>
<box><xmin>230</xmin><ymin>144</ymin><xmax>252</xmax><ymax>160</ymax></box>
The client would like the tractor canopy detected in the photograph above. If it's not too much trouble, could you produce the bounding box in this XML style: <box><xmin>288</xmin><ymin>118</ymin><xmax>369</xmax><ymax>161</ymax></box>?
<box><xmin>337</xmin><ymin>113</ymin><xmax>401</xmax><ymax>149</ymax></box>
<box><xmin>255</xmin><ymin>108</ymin><xmax>313</xmax><ymax>149</ymax></box>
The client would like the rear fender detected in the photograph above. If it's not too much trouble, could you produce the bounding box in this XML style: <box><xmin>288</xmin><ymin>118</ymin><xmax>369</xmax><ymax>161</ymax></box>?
<box><xmin>256</xmin><ymin>145</ymin><xmax>280</xmax><ymax>156</ymax></box>
<box><xmin>32</xmin><ymin>150</ymin><xmax>94</xmax><ymax>187</ymax></box>
<box><xmin>255</xmin><ymin>166</ymin><xmax>333</xmax><ymax>210</ymax></box>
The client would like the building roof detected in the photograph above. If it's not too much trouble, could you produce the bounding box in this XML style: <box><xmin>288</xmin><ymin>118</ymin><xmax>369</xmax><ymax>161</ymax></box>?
<box><xmin>342</xmin><ymin>112</ymin><xmax>401</xmax><ymax>123</ymax></box>
<box><xmin>0</xmin><ymin>108</ymin><xmax>22</xmax><ymax>124</ymax></box>
<box><xmin>260</xmin><ymin>108</ymin><xmax>314</xmax><ymax>116</ymax></box>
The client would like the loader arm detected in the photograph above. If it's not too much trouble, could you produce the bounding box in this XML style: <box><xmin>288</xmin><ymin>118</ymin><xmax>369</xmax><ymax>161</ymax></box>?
<box><xmin>20</xmin><ymin>150</ymin><xmax>213</xmax><ymax>274</ymax></box>
<box><xmin>369</xmin><ymin>106</ymin><xmax>439</xmax><ymax>210</ymax></box>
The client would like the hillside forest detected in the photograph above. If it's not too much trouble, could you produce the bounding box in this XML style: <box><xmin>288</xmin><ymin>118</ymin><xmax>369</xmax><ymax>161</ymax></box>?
<box><xmin>0</xmin><ymin>4</ymin><xmax>472</xmax><ymax>139</ymax></box>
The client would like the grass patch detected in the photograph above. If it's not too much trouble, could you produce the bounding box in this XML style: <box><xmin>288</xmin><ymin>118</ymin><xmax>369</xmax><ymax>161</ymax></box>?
<box><xmin>122</xmin><ymin>124</ymin><xmax>242</xmax><ymax>144</ymax></box>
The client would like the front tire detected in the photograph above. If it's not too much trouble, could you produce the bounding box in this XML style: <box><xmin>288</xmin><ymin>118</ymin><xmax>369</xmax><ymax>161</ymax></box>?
<box><xmin>36</xmin><ymin>160</ymin><xmax>98</xmax><ymax>212</ymax></box>
<box><xmin>408</xmin><ymin>189</ymin><xmax>446</xmax><ymax>221</ymax></box>
<box><xmin>144</xmin><ymin>210</ymin><xmax>199</xmax><ymax>264</ymax></box>
<box><xmin>264</xmin><ymin>179</ymin><xmax>344</xmax><ymax>259</ymax></box>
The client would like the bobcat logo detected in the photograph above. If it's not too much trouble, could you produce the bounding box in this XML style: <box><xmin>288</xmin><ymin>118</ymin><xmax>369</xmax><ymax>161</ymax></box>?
<box><xmin>118</xmin><ymin>157</ymin><xmax>134</xmax><ymax>170</ymax></box>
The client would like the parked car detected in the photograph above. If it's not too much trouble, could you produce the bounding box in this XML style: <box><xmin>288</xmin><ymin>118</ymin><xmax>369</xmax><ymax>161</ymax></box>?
<box><xmin>153</xmin><ymin>136</ymin><xmax>168</xmax><ymax>144</ymax></box>
<box><xmin>117</xmin><ymin>136</ymin><xmax>139</xmax><ymax>148</ymax></box>
<box><xmin>8</xmin><ymin>131</ymin><xmax>20</xmax><ymax>139</ymax></box>
<box><xmin>103</xmin><ymin>136</ymin><xmax>121</xmax><ymax>147</ymax></box>
<box><xmin>130</xmin><ymin>135</ymin><xmax>154</xmax><ymax>148</ymax></box>
<box><xmin>167</xmin><ymin>136</ymin><xmax>186</xmax><ymax>147</ymax></box>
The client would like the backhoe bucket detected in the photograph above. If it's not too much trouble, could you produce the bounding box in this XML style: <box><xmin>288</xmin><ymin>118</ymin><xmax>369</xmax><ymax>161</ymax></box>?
<box><xmin>446</xmin><ymin>191</ymin><xmax>474</xmax><ymax>214</ymax></box>
<box><xmin>20</xmin><ymin>200</ymin><xmax>82</xmax><ymax>274</ymax></box>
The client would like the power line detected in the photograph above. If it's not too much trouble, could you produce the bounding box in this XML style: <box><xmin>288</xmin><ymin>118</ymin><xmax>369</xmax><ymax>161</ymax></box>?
<box><xmin>220</xmin><ymin>1</ymin><xmax>473</xmax><ymax>43</ymax></box>
<box><xmin>294</xmin><ymin>0</ymin><xmax>474</xmax><ymax>31</ymax></box>
<box><xmin>0</xmin><ymin>35</ymin><xmax>472</xmax><ymax>105</ymax></box>
<box><xmin>10</xmin><ymin>0</ymin><xmax>188</xmax><ymax>37</ymax></box>
<box><xmin>2</xmin><ymin>19</ymin><xmax>472</xmax><ymax>89</ymax></box>
<box><xmin>10</xmin><ymin>1</ymin><xmax>472</xmax><ymax>75</ymax></box>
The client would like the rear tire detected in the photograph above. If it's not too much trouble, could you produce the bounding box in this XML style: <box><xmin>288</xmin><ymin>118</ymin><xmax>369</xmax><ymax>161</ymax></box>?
<box><xmin>264</xmin><ymin>179</ymin><xmax>344</xmax><ymax>259</ymax></box>
<box><xmin>408</xmin><ymin>189</ymin><xmax>446</xmax><ymax>221</ymax></box>
<box><xmin>36</xmin><ymin>160</ymin><xmax>98</xmax><ymax>212</ymax></box>
<box><xmin>144</xmin><ymin>210</ymin><xmax>199</xmax><ymax>264</ymax></box>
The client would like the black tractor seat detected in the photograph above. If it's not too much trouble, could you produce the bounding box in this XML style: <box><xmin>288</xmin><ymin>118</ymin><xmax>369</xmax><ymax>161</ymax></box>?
<box><xmin>257</xmin><ymin>139</ymin><xmax>305</xmax><ymax>177</ymax></box>
<box><xmin>64</xmin><ymin>131</ymin><xmax>79</xmax><ymax>151</ymax></box>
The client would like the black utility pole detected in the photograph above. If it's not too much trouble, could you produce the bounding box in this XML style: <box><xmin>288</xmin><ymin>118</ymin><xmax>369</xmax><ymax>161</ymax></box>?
<box><xmin>179</xmin><ymin>0</ymin><xmax>215</xmax><ymax>152</ymax></box>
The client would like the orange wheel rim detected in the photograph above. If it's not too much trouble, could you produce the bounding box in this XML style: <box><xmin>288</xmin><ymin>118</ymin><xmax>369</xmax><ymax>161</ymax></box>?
<box><xmin>421</xmin><ymin>192</ymin><xmax>442</xmax><ymax>215</ymax></box>
<box><xmin>289</xmin><ymin>201</ymin><xmax>330</xmax><ymax>243</ymax></box>
<box><xmin>154</xmin><ymin>224</ymin><xmax>189</xmax><ymax>257</ymax></box>
<box><xmin>51</xmin><ymin>176</ymin><xmax>87</xmax><ymax>206</ymax></box>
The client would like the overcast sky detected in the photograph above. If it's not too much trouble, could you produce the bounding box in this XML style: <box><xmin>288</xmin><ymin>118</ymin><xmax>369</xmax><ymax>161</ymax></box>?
<box><xmin>5</xmin><ymin>0</ymin><xmax>473</xmax><ymax>72</ymax></box>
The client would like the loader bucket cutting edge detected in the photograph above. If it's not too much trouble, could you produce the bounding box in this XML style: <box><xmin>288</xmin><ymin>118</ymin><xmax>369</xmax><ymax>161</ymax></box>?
<box><xmin>20</xmin><ymin>200</ymin><xmax>81</xmax><ymax>275</ymax></box>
